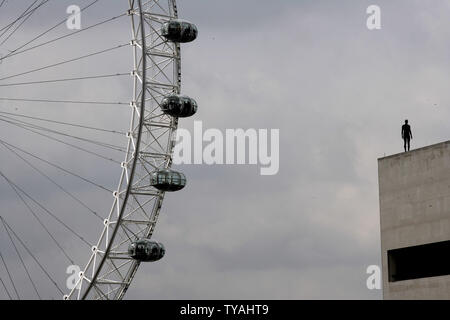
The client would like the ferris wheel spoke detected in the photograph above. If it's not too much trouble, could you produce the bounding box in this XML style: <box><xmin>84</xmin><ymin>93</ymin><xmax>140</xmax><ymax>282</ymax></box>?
<box><xmin>0</xmin><ymin>241</ymin><xmax>20</xmax><ymax>299</ymax></box>
<box><xmin>0</xmin><ymin>140</ymin><xmax>103</xmax><ymax>222</ymax></box>
<box><xmin>0</xmin><ymin>0</ymin><xmax>51</xmax><ymax>47</ymax></box>
<box><xmin>0</xmin><ymin>117</ymin><xmax>123</xmax><ymax>163</ymax></box>
<box><xmin>0</xmin><ymin>168</ymin><xmax>76</xmax><ymax>264</ymax></box>
<box><xmin>0</xmin><ymin>43</ymin><xmax>129</xmax><ymax>82</ymax></box>
<box><xmin>0</xmin><ymin>169</ymin><xmax>92</xmax><ymax>248</ymax></box>
<box><xmin>2</xmin><ymin>117</ymin><xmax>127</xmax><ymax>153</ymax></box>
<box><xmin>0</xmin><ymin>0</ymin><xmax>40</xmax><ymax>37</ymax></box>
<box><xmin>0</xmin><ymin>110</ymin><xmax>127</xmax><ymax>135</ymax></box>
<box><xmin>1</xmin><ymin>217</ymin><xmax>65</xmax><ymax>295</ymax></box>
<box><xmin>0</xmin><ymin>72</ymin><xmax>130</xmax><ymax>87</ymax></box>
<box><xmin>0</xmin><ymin>114</ymin><xmax>127</xmax><ymax>153</ymax></box>
<box><xmin>0</xmin><ymin>97</ymin><xmax>129</xmax><ymax>106</ymax></box>
<box><xmin>0</xmin><ymin>138</ymin><xmax>113</xmax><ymax>193</ymax></box>
<box><xmin>0</xmin><ymin>275</ymin><xmax>13</xmax><ymax>300</ymax></box>
<box><xmin>1</xmin><ymin>13</ymin><xmax>128</xmax><ymax>62</ymax></box>
<box><xmin>0</xmin><ymin>216</ymin><xmax>42</xmax><ymax>299</ymax></box>
<box><xmin>1</xmin><ymin>0</ymin><xmax>101</xmax><ymax>60</ymax></box>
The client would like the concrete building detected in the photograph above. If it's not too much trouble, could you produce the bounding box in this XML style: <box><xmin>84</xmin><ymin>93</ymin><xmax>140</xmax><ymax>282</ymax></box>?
<box><xmin>378</xmin><ymin>140</ymin><xmax>450</xmax><ymax>299</ymax></box>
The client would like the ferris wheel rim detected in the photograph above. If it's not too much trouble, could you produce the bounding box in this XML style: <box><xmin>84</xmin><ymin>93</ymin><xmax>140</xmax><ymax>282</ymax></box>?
<box><xmin>79</xmin><ymin>0</ymin><xmax>148</xmax><ymax>300</ymax></box>
<box><xmin>63</xmin><ymin>0</ymin><xmax>182</xmax><ymax>300</ymax></box>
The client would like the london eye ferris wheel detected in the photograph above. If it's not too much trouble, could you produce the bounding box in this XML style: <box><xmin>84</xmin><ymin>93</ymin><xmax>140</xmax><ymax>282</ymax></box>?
<box><xmin>0</xmin><ymin>0</ymin><xmax>198</xmax><ymax>300</ymax></box>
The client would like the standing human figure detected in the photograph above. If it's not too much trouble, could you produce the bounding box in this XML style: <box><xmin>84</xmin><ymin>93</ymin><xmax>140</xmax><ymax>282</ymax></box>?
<box><xmin>401</xmin><ymin>119</ymin><xmax>413</xmax><ymax>152</ymax></box>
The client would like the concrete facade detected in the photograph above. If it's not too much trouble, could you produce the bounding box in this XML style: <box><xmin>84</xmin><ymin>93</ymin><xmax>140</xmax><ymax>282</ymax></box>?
<box><xmin>378</xmin><ymin>140</ymin><xmax>450</xmax><ymax>299</ymax></box>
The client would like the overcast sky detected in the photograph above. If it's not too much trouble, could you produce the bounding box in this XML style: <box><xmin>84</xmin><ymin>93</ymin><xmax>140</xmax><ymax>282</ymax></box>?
<box><xmin>1</xmin><ymin>0</ymin><xmax>450</xmax><ymax>300</ymax></box>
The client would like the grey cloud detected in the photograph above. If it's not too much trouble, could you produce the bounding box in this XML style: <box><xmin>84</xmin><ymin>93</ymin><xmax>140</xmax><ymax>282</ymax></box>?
<box><xmin>2</xmin><ymin>0</ymin><xmax>450</xmax><ymax>300</ymax></box>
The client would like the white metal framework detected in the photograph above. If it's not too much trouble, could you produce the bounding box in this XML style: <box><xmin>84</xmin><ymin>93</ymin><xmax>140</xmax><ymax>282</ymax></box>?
<box><xmin>65</xmin><ymin>0</ymin><xmax>182</xmax><ymax>300</ymax></box>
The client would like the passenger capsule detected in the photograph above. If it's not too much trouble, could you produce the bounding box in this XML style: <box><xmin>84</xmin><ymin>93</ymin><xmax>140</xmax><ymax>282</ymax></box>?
<box><xmin>161</xmin><ymin>19</ymin><xmax>198</xmax><ymax>43</ymax></box>
<box><xmin>150</xmin><ymin>169</ymin><xmax>186</xmax><ymax>192</ymax></box>
<box><xmin>128</xmin><ymin>239</ymin><xmax>165</xmax><ymax>262</ymax></box>
<box><xmin>160</xmin><ymin>94</ymin><xmax>197</xmax><ymax>118</ymax></box>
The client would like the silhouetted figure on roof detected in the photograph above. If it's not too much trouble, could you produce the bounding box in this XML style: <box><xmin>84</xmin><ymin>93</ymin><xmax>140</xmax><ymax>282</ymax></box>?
<box><xmin>402</xmin><ymin>120</ymin><xmax>412</xmax><ymax>152</ymax></box>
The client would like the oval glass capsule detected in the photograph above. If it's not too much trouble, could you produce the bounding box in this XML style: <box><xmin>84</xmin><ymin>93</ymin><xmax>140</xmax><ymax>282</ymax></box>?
<box><xmin>160</xmin><ymin>94</ymin><xmax>198</xmax><ymax>118</ymax></box>
<box><xmin>150</xmin><ymin>169</ymin><xmax>186</xmax><ymax>192</ymax></box>
<box><xmin>128</xmin><ymin>239</ymin><xmax>165</xmax><ymax>262</ymax></box>
<box><xmin>161</xmin><ymin>19</ymin><xmax>198</xmax><ymax>43</ymax></box>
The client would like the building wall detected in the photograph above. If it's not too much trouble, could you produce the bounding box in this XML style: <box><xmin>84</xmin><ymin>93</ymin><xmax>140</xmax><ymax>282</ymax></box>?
<box><xmin>378</xmin><ymin>140</ymin><xmax>450</xmax><ymax>299</ymax></box>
